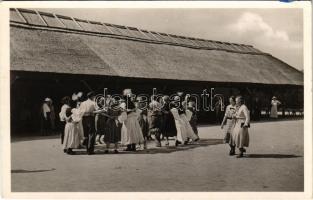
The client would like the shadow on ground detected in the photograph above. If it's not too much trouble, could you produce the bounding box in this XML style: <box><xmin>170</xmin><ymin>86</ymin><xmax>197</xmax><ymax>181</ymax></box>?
<box><xmin>246</xmin><ymin>154</ymin><xmax>301</xmax><ymax>159</ymax></box>
<box><xmin>69</xmin><ymin>139</ymin><xmax>224</xmax><ymax>155</ymax></box>
<box><xmin>11</xmin><ymin>135</ymin><xmax>60</xmax><ymax>143</ymax></box>
<box><xmin>11</xmin><ymin>168</ymin><xmax>56</xmax><ymax>173</ymax></box>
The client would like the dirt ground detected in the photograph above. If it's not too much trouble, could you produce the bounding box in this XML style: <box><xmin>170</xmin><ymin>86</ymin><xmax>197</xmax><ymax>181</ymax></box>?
<box><xmin>11</xmin><ymin>120</ymin><xmax>303</xmax><ymax>192</ymax></box>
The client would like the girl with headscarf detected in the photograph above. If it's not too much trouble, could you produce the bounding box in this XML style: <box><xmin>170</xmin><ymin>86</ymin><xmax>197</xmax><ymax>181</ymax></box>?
<box><xmin>59</xmin><ymin>96</ymin><xmax>71</xmax><ymax>145</ymax></box>
<box><xmin>170</xmin><ymin>95</ymin><xmax>197</xmax><ymax>146</ymax></box>
<box><xmin>72</xmin><ymin>93</ymin><xmax>85</xmax><ymax>146</ymax></box>
<box><xmin>120</xmin><ymin>89</ymin><xmax>144</xmax><ymax>151</ymax></box>
<box><xmin>182</xmin><ymin>94</ymin><xmax>199</xmax><ymax>144</ymax></box>
<box><xmin>63</xmin><ymin>107</ymin><xmax>82</xmax><ymax>155</ymax></box>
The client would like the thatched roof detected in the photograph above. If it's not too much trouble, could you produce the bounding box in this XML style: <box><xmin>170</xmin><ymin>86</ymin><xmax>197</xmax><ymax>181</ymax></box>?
<box><xmin>10</xmin><ymin>8</ymin><xmax>303</xmax><ymax>86</ymax></box>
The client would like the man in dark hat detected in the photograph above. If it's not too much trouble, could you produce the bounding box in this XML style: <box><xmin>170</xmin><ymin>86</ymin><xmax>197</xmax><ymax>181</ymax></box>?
<box><xmin>80</xmin><ymin>91</ymin><xmax>97</xmax><ymax>155</ymax></box>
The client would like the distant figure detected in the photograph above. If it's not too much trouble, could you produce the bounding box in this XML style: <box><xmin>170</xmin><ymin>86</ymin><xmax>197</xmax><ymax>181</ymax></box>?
<box><xmin>252</xmin><ymin>97</ymin><xmax>261</xmax><ymax>121</ymax></box>
<box><xmin>270</xmin><ymin>96</ymin><xmax>281</xmax><ymax>118</ymax></box>
<box><xmin>49</xmin><ymin>99</ymin><xmax>56</xmax><ymax>131</ymax></box>
<box><xmin>40</xmin><ymin>97</ymin><xmax>52</xmax><ymax>135</ymax></box>
<box><xmin>214</xmin><ymin>99</ymin><xmax>224</xmax><ymax>124</ymax></box>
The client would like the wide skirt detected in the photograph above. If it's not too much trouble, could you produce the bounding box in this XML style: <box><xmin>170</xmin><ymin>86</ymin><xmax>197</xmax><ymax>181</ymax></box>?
<box><xmin>78</xmin><ymin>121</ymin><xmax>84</xmax><ymax>142</ymax></box>
<box><xmin>162</xmin><ymin>112</ymin><xmax>177</xmax><ymax>137</ymax></box>
<box><xmin>121</xmin><ymin>112</ymin><xmax>144</xmax><ymax>145</ymax></box>
<box><xmin>174</xmin><ymin>119</ymin><xmax>187</xmax><ymax>142</ymax></box>
<box><xmin>230</xmin><ymin>122</ymin><xmax>249</xmax><ymax>148</ymax></box>
<box><xmin>149</xmin><ymin>114</ymin><xmax>162</xmax><ymax>136</ymax></box>
<box><xmin>270</xmin><ymin>106</ymin><xmax>278</xmax><ymax>118</ymax></box>
<box><xmin>96</xmin><ymin>114</ymin><xmax>108</xmax><ymax>135</ymax></box>
<box><xmin>180</xmin><ymin>114</ymin><xmax>199</xmax><ymax>141</ymax></box>
<box><xmin>63</xmin><ymin>122</ymin><xmax>81</xmax><ymax>149</ymax></box>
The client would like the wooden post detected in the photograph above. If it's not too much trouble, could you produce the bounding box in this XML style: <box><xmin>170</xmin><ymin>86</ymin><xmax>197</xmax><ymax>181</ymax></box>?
<box><xmin>104</xmin><ymin>88</ymin><xmax>107</xmax><ymax>108</ymax></box>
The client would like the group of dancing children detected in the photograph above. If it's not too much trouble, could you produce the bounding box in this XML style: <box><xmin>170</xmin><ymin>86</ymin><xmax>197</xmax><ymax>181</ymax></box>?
<box><xmin>59</xmin><ymin>89</ymin><xmax>200</xmax><ymax>155</ymax></box>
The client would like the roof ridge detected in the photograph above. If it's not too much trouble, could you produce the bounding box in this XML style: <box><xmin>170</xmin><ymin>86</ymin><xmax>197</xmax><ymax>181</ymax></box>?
<box><xmin>10</xmin><ymin>8</ymin><xmax>266</xmax><ymax>55</ymax></box>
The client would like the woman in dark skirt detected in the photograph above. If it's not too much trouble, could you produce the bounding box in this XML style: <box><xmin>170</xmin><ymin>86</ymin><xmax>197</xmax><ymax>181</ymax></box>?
<box><xmin>104</xmin><ymin>99</ymin><xmax>122</xmax><ymax>153</ymax></box>
<box><xmin>161</xmin><ymin>95</ymin><xmax>177</xmax><ymax>146</ymax></box>
<box><xmin>95</xmin><ymin>113</ymin><xmax>107</xmax><ymax>145</ymax></box>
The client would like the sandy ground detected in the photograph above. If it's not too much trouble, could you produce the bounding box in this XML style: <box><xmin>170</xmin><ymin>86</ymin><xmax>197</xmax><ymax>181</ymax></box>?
<box><xmin>11</xmin><ymin>120</ymin><xmax>303</xmax><ymax>192</ymax></box>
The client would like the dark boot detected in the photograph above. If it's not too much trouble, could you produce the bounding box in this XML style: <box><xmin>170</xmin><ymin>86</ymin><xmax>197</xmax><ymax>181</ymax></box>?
<box><xmin>125</xmin><ymin>144</ymin><xmax>132</xmax><ymax>151</ymax></box>
<box><xmin>229</xmin><ymin>145</ymin><xmax>235</xmax><ymax>156</ymax></box>
<box><xmin>155</xmin><ymin>131</ymin><xmax>161</xmax><ymax>147</ymax></box>
<box><xmin>175</xmin><ymin>140</ymin><xmax>181</xmax><ymax>146</ymax></box>
<box><xmin>61</xmin><ymin>133</ymin><xmax>64</xmax><ymax>144</ymax></box>
<box><xmin>67</xmin><ymin>148</ymin><xmax>75</xmax><ymax>155</ymax></box>
<box><xmin>155</xmin><ymin>140</ymin><xmax>161</xmax><ymax>147</ymax></box>
<box><xmin>131</xmin><ymin>143</ymin><xmax>136</xmax><ymax>151</ymax></box>
<box><xmin>236</xmin><ymin>148</ymin><xmax>245</xmax><ymax>158</ymax></box>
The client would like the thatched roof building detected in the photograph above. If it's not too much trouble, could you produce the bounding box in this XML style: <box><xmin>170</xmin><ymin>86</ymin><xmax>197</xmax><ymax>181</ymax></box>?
<box><xmin>10</xmin><ymin>8</ymin><xmax>303</xmax><ymax>134</ymax></box>
<box><xmin>11</xmin><ymin>8</ymin><xmax>302</xmax><ymax>85</ymax></box>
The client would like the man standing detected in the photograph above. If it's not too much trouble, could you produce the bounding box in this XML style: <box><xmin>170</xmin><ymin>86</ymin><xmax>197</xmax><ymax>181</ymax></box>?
<box><xmin>80</xmin><ymin>91</ymin><xmax>97</xmax><ymax>155</ymax></box>
<box><xmin>41</xmin><ymin>97</ymin><xmax>52</xmax><ymax>136</ymax></box>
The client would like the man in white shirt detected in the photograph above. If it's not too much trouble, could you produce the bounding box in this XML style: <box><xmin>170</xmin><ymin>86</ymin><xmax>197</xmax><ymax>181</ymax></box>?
<box><xmin>80</xmin><ymin>91</ymin><xmax>97</xmax><ymax>155</ymax></box>
<box><xmin>41</xmin><ymin>98</ymin><xmax>51</xmax><ymax>135</ymax></box>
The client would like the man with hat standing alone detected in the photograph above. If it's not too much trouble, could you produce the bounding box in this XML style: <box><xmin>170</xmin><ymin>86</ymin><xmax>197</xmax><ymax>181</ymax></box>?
<box><xmin>41</xmin><ymin>97</ymin><xmax>52</xmax><ymax>136</ymax></box>
<box><xmin>270</xmin><ymin>96</ymin><xmax>281</xmax><ymax>119</ymax></box>
<box><xmin>80</xmin><ymin>91</ymin><xmax>97</xmax><ymax>155</ymax></box>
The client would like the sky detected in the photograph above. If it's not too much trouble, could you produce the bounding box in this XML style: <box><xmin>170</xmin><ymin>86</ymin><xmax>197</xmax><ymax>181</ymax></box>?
<box><xmin>37</xmin><ymin>8</ymin><xmax>303</xmax><ymax>71</ymax></box>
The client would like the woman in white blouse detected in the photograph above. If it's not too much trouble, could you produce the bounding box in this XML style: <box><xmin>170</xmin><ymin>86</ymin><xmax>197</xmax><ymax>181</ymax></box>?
<box><xmin>59</xmin><ymin>96</ymin><xmax>71</xmax><ymax>145</ymax></box>
<box><xmin>231</xmin><ymin>96</ymin><xmax>250</xmax><ymax>158</ymax></box>
<box><xmin>221</xmin><ymin>96</ymin><xmax>237</xmax><ymax>155</ymax></box>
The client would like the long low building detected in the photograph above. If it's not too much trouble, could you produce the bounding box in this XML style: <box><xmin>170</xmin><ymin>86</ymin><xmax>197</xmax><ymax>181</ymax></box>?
<box><xmin>10</xmin><ymin>8</ymin><xmax>303</xmax><ymax>135</ymax></box>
